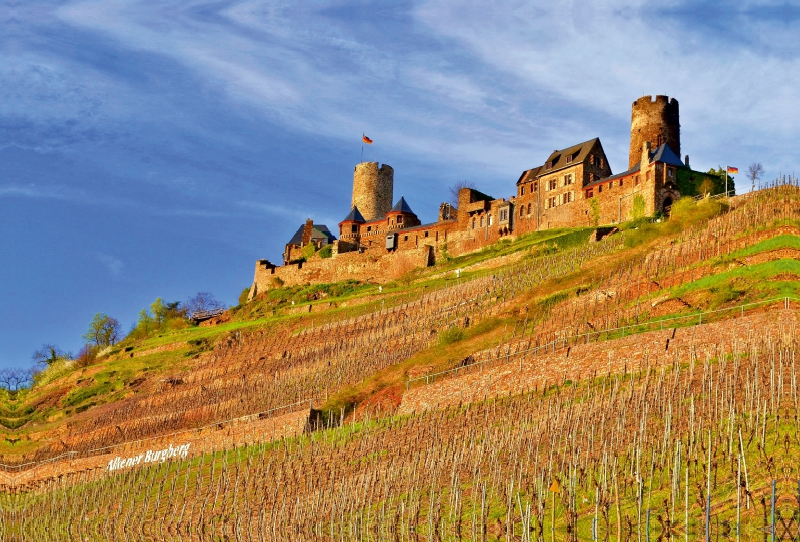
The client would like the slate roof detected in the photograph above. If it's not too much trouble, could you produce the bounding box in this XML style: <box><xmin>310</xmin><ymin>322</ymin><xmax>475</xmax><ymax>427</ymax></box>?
<box><xmin>389</xmin><ymin>196</ymin><xmax>415</xmax><ymax>214</ymax></box>
<box><xmin>515</xmin><ymin>138</ymin><xmax>603</xmax><ymax>184</ymax></box>
<box><xmin>583</xmin><ymin>143</ymin><xmax>684</xmax><ymax>190</ymax></box>
<box><xmin>287</xmin><ymin>223</ymin><xmax>336</xmax><ymax>246</ymax></box>
<box><xmin>341</xmin><ymin>206</ymin><xmax>366</xmax><ymax>223</ymax></box>
<box><xmin>540</xmin><ymin>138</ymin><xmax>602</xmax><ymax>175</ymax></box>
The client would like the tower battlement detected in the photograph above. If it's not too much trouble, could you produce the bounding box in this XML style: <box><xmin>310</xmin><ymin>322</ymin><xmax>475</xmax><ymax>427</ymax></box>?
<box><xmin>352</xmin><ymin>162</ymin><xmax>394</xmax><ymax>222</ymax></box>
<box><xmin>629</xmin><ymin>95</ymin><xmax>680</xmax><ymax>169</ymax></box>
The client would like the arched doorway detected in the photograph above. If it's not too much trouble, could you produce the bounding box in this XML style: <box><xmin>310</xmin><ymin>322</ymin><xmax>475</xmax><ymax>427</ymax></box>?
<box><xmin>662</xmin><ymin>196</ymin><xmax>673</xmax><ymax>215</ymax></box>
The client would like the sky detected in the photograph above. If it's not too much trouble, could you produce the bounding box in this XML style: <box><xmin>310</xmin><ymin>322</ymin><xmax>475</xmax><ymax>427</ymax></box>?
<box><xmin>2</xmin><ymin>0</ymin><xmax>799</xmax><ymax>368</ymax></box>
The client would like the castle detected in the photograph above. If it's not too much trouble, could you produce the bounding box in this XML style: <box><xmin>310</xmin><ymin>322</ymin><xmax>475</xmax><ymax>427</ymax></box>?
<box><xmin>249</xmin><ymin>95</ymin><xmax>717</xmax><ymax>297</ymax></box>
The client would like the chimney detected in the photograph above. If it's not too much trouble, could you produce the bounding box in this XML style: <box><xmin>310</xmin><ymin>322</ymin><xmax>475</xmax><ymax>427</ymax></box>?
<box><xmin>301</xmin><ymin>218</ymin><xmax>314</xmax><ymax>245</ymax></box>
<box><xmin>684</xmin><ymin>155</ymin><xmax>690</xmax><ymax>167</ymax></box>
<box><xmin>641</xmin><ymin>141</ymin><xmax>652</xmax><ymax>169</ymax></box>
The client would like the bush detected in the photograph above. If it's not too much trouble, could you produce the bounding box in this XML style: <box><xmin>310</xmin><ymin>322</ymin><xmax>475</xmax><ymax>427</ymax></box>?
<box><xmin>624</xmin><ymin>197</ymin><xmax>727</xmax><ymax>247</ymax></box>
<box><xmin>439</xmin><ymin>327</ymin><xmax>465</xmax><ymax>346</ymax></box>
<box><xmin>238</xmin><ymin>286</ymin><xmax>251</xmax><ymax>306</ymax></box>
<box><xmin>318</xmin><ymin>245</ymin><xmax>333</xmax><ymax>259</ymax></box>
<box><xmin>302</xmin><ymin>243</ymin><xmax>318</xmax><ymax>261</ymax></box>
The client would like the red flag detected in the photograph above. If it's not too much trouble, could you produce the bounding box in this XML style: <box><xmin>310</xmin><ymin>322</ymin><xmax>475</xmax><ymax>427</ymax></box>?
<box><xmin>362</xmin><ymin>134</ymin><xmax>373</xmax><ymax>144</ymax></box>
<box><xmin>727</xmin><ymin>166</ymin><xmax>738</xmax><ymax>174</ymax></box>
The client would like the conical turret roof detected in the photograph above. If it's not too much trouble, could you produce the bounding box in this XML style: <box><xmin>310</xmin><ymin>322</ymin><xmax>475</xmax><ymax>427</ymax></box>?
<box><xmin>341</xmin><ymin>205</ymin><xmax>366</xmax><ymax>223</ymax></box>
<box><xmin>390</xmin><ymin>196</ymin><xmax>415</xmax><ymax>214</ymax></box>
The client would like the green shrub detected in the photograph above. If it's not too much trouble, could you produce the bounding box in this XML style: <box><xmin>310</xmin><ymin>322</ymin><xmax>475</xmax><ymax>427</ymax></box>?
<box><xmin>631</xmin><ymin>194</ymin><xmax>646</xmax><ymax>220</ymax></box>
<box><xmin>302</xmin><ymin>243</ymin><xmax>317</xmax><ymax>261</ymax></box>
<box><xmin>318</xmin><ymin>245</ymin><xmax>333</xmax><ymax>259</ymax></box>
<box><xmin>238</xmin><ymin>286</ymin><xmax>251</xmax><ymax>306</ymax></box>
<box><xmin>439</xmin><ymin>327</ymin><xmax>465</xmax><ymax>346</ymax></box>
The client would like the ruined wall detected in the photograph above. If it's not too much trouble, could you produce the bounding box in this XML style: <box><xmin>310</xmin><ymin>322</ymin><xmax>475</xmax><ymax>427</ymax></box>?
<box><xmin>352</xmin><ymin>162</ymin><xmax>394</xmax><ymax>221</ymax></box>
<box><xmin>630</xmin><ymin>95</ymin><xmax>680</xmax><ymax>169</ymax></box>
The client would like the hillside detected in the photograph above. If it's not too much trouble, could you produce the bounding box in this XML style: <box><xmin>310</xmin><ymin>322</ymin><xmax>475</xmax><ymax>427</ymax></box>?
<box><xmin>2</xmin><ymin>184</ymin><xmax>800</xmax><ymax>540</ymax></box>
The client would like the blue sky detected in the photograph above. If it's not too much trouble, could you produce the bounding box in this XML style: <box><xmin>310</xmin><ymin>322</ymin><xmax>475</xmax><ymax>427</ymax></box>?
<box><xmin>2</xmin><ymin>0</ymin><xmax>799</xmax><ymax>368</ymax></box>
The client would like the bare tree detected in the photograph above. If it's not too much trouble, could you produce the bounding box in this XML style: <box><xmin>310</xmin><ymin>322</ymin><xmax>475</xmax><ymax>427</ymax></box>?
<box><xmin>747</xmin><ymin>163</ymin><xmax>764</xmax><ymax>192</ymax></box>
<box><xmin>186</xmin><ymin>292</ymin><xmax>225</xmax><ymax>317</ymax></box>
<box><xmin>0</xmin><ymin>367</ymin><xmax>35</xmax><ymax>391</ymax></box>
<box><xmin>31</xmin><ymin>344</ymin><xmax>71</xmax><ymax>366</ymax></box>
<box><xmin>448</xmin><ymin>181</ymin><xmax>476</xmax><ymax>207</ymax></box>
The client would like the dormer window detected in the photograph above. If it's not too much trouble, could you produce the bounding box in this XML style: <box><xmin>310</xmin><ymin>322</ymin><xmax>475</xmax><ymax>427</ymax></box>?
<box><xmin>545</xmin><ymin>161</ymin><xmax>552</xmax><ymax>169</ymax></box>
<box><xmin>565</xmin><ymin>155</ymin><xmax>573</xmax><ymax>164</ymax></box>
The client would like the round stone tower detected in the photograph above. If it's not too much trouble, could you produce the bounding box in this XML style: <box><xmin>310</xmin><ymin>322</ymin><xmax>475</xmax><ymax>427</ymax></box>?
<box><xmin>629</xmin><ymin>95</ymin><xmax>680</xmax><ymax>169</ymax></box>
<box><xmin>352</xmin><ymin>162</ymin><xmax>394</xmax><ymax>221</ymax></box>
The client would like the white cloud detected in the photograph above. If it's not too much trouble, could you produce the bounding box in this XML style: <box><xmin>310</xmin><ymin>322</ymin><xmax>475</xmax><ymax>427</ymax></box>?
<box><xmin>96</xmin><ymin>252</ymin><xmax>124</xmax><ymax>276</ymax></box>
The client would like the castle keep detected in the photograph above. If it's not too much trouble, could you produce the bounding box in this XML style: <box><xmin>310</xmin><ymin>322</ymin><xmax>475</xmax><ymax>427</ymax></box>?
<box><xmin>250</xmin><ymin>95</ymin><xmax>718</xmax><ymax>296</ymax></box>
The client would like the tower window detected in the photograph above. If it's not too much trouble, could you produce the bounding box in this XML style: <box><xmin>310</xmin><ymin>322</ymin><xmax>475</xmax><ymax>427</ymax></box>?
<box><xmin>520</xmin><ymin>186</ymin><xmax>525</xmax><ymax>196</ymax></box>
<box><xmin>351</xmin><ymin>225</ymin><xmax>357</xmax><ymax>233</ymax></box>
<box><xmin>397</xmin><ymin>215</ymin><xmax>403</xmax><ymax>224</ymax></box>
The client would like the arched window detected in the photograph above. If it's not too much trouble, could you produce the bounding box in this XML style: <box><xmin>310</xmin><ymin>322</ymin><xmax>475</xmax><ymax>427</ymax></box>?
<box><xmin>527</xmin><ymin>203</ymin><xmax>532</xmax><ymax>215</ymax></box>
<box><xmin>480</xmin><ymin>216</ymin><xmax>485</xmax><ymax>227</ymax></box>
<box><xmin>472</xmin><ymin>218</ymin><xmax>476</xmax><ymax>229</ymax></box>
<box><xmin>520</xmin><ymin>206</ymin><xmax>524</xmax><ymax>217</ymax></box>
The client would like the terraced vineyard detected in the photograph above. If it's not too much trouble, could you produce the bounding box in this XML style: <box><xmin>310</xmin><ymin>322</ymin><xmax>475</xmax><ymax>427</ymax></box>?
<box><xmin>3</xmin><ymin>184</ymin><xmax>800</xmax><ymax>540</ymax></box>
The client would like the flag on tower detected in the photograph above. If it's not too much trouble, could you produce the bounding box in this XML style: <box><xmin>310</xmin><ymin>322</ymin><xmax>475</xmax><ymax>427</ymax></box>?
<box><xmin>362</xmin><ymin>134</ymin><xmax>373</xmax><ymax>145</ymax></box>
<box><xmin>727</xmin><ymin>166</ymin><xmax>738</xmax><ymax>174</ymax></box>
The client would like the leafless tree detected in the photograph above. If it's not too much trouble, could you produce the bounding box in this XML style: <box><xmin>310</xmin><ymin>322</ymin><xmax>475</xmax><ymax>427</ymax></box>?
<box><xmin>747</xmin><ymin>163</ymin><xmax>764</xmax><ymax>191</ymax></box>
<box><xmin>186</xmin><ymin>292</ymin><xmax>225</xmax><ymax>317</ymax></box>
<box><xmin>31</xmin><ymin>344</ymin><xmax>71</xmax><ymax>366</ymax></box>
<box><xmin>0</xmin><ymin>367</ymin><xmax>35</xmax><ymax>391</ymax></box>
<box><xmin>448</xmin><ymin>181</ymin><xmax>476</xmax><ymax>207</ymax></box>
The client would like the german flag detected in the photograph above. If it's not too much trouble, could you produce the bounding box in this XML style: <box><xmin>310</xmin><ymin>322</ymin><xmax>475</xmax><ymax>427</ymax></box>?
<box><xmin>362</xmin><ymin>134</ymin><xmax>373</xmax><ymax>145</ymax></box>
<box><xmin>727</xmin><ymin>166</ymin><xmax>738</xmax><ymax>174</ymax></box>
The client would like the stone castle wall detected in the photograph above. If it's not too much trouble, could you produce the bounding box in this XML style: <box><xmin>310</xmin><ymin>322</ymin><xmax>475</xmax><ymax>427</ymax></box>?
<box><xmin>352</xmin><ymin>162</ymin><xmax>394</xmax><ymax>221</ymax></box>
<box><xmin>630</xmin><ymin>95</ymin><xmax>680</xmax><ymax>169</ymax></box>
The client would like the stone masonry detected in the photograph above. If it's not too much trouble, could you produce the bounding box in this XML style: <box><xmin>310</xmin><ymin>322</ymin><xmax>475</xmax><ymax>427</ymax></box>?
<box><xmin>352</xmin><ymin>162</ymin><xmax>394</xmax><ymax>221</ymax></box>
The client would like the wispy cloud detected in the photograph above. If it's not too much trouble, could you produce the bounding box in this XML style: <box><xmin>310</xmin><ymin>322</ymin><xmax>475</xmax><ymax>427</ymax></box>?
<box><xmin>95</xmin><ymin>252</ymin><xmax>124</xmax><ymax>277</ymax></box>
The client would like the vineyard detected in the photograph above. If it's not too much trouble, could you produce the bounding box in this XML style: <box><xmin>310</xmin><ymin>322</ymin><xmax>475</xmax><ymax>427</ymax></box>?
<box><xmin>2</xmin><ymin>184</ymin><xmax>800</xmax><ymax>540</ymax></box>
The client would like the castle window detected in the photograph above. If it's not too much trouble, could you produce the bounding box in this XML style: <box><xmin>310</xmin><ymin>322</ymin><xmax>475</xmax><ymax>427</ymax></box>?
<box><xmin>425</xmin><ymin>230</ymin><xmax>429</xmax><ymax>237</ymax></box>
<box><xmin>532</xmin><ymin>182</ymin><xmax>538</xmax><ymax>192</ymax></box>
<box><xmin>397</xmin><ymin>215</ymin><xmax>403</xmax><ymax>224</ymax></box>
<box><xmin>635</xmin><ymin>176</ymin><xmax>640</xmax><ymax>185</ymax></box>
<box><xmin>367</xmin><ymin>226</ymin><xmax>372</xmax><ymax>232</ymax></box>
<box><xmin>472</xmin><ymin>218</ymin><xmax>476</xmax><ymax>229</ymax></box>
<box><xmin>488</xmin><ymin>215</ymin><xmax>493</xmax><ymax>226</ymax></box>
<box><xmin>619</xmin><ymin>179</ymin><xmax>624</xmax><ymax>187</ymax></box>
<box><xmin>527</xmin><ymin>203</ymin><xmax>532</xmax><ymax>215</ymax></box>
<box><xmin>548</xmin><ymin>179</ymin><xmax>557</xmax><ymax>191</ymax></box>
<box><xmin>564</xmin><ymin>191</ymin><xmax>572</xmax><ymax>203</ymax></box>
<box><xmin>404</xmin><ymin>235</ymin><xmax>408</xmax><ymax>241</ymax></box>
<box><xmin>565</xmin><ymin>155</ymin><xmax>573</xmax><ymax>164</ymax></box>
<box><xmin>351</xmin><ymin>225</ymin><xmax>358</xmax><ymax>233</ymax></box>
<box><xmin>598</xmin><ymin>185</ymin><xmax>603</xmax><ymax>193</ymax></box>
<box><xmin>565</xmin><ymin>174</ymin><xmax>573</xmax><ymax>185</ymax></box>
<box><xmin>586</xmin><ymin>189</ymin><xmax>593</xmax><ymax>198</ymax></box>
<box><xmin>667</xmin><ymin>168</ymin><xmax>674</xmax><ymax>178</ymax></box>
<box><xmin>520</xmin><ymin>206</ymin><xmax>524</xmax><ymax>217</ymax></box>
<box><xmin>609</xmin><ymin>181</ymin><xmax>613</xmax><ymax>189</ymax></box>
<box><xmin>480</xmin><ymin>216</ymin><xmax>485</xmax><ymax>227</ymax></box>
<box><xmin>520</xmin><ymin>186</ymin><xmax>525</xmax><ymax>196</ymax></box>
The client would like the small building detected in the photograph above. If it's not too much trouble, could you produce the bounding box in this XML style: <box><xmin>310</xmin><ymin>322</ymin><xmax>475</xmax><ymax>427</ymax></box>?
<box><xmin>283</xmin><ymin>219</ymin><xmax>336</xmax><ymax>265</ymax></box>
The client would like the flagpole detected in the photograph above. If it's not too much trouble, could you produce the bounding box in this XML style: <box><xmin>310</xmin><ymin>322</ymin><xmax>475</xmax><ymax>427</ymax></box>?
<box><xmin>361</xmin><ymin>145</ymin><xmax>363</xmax><ymax>164</ymax></box>
<box><xmin>725</xmin><ymin>166</ymin><xmax>728</xmax><ymax>199</ymax></box>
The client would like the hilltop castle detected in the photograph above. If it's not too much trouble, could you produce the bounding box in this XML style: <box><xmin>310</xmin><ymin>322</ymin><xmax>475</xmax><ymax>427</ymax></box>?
<box><xmin>249</xmin><ymin>95</ymin><xmax>716</xmax><ymax>297</ymax></box>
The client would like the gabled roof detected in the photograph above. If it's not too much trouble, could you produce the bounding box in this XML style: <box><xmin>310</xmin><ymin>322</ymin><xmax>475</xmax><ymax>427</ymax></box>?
<box><xmin>583</xmin><ymin>143</ymin><xmax>685</xmax><ymax>190</ymax></box>
<box><xmin>287</xmin><ymin>224</ymin><xmax>336</xmax><ymax>246</ymax></box>
<box><xmin>650</xmin><ymin>143</ymin><xmax>684</xmax><ymax>167</ymax></box>
<box><xmin>541</xmin><ymin>138</ymin><xmax>602</xmax><ymax>175</ymax></box>
<box><xmin>516</xmin><ymin>138</ymin><xmax>604</xmax><ymax>184</ymax></box>
<box><xmin>516</xmin><ymin>166</ymin><xmax>544</xmax><ymax>185</ymax></box>
<box><xmin>389</xmin><ymin>196</ymin><xmax>415</xmax><ymax>214</ymax></box>
<box><xmin>341</xmin><ymin>206</ymin><xmax>366</xmax><ymax>223</ymax></box>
